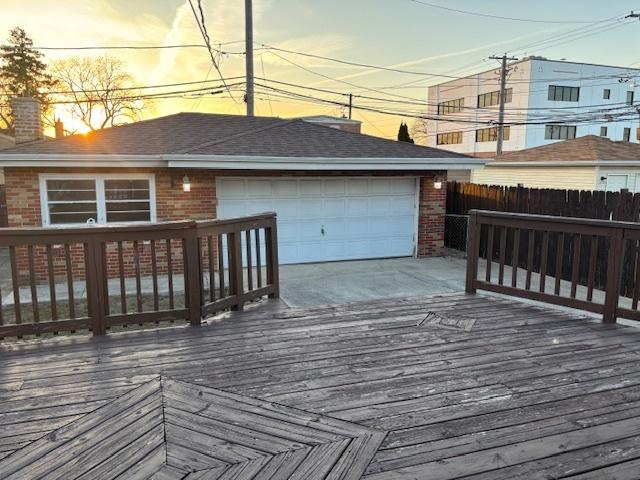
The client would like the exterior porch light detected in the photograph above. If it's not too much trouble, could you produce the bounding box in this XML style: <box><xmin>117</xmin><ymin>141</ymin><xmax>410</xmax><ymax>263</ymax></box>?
<box><xmin>433</xmin><ymin>176</ymin><xmax>444</xmax><ymax>190</ymax></box>
<box><xmin>182</xmin><ymin>175</ymin><xmax>191</xmax><ymax>192</ymax></box>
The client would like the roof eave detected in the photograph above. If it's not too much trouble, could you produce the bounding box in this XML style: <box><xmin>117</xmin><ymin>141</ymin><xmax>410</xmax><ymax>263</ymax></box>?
<box><xmin>0</xmin><ymin>154</ymin><xmax>166</xmax><ymax>168</ymax></box>
<box><xmin>488</xmin><ymin>160</ymin><xmax>640</xmax><ymax>167</ymax></box>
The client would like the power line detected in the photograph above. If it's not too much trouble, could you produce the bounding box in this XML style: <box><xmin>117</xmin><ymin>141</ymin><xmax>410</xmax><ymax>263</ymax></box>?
<box><xmin>187</xmin><ymin>0</ymin><xmax>239</xmax><ymax>103</ymax></box>
<box><xmin>408</xmin><ymin>0</ymin><xmax>606</xmax><ymax>24</ymax></box>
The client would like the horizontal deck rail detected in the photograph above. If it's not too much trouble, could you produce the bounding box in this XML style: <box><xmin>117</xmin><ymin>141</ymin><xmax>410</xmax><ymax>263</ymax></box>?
<box><xmin>0</xmin><ymin>212</ymin><xmax>279</xmax><ymax>338</ymax></box>
<box><xmin>464</xmin><ymin>209</ymin><xmax>640</xmax><ymax>323</ymax></box>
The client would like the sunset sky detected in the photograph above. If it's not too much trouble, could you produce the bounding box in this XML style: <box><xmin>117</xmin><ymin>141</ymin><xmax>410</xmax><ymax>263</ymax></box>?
<box><xmin>2</xmin><ymin>0</ymin><xmax>639</xmax><ymax>139</ymax></box>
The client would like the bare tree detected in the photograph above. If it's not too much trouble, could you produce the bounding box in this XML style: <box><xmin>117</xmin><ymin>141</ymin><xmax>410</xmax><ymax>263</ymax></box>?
<box><xmin>51</xmin><ymin>56</ymin><xmax>147</xmax><ymax>131</ymax></box>
<box><xmin>411</xmin><ymin>118</ymin><xmax>429</xmax><ymax>145</ymax></box>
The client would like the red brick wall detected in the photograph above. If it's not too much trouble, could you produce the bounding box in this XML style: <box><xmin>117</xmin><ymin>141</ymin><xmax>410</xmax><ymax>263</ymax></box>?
<box><xmin>417</xmin><ymin>172</ymin><xmax>446</xmax><ymax>257</ymax></box>
<box><xmin>4</xmin><ymin>168</ymin><xmax>217</xmax><ymax>283</ymax></box>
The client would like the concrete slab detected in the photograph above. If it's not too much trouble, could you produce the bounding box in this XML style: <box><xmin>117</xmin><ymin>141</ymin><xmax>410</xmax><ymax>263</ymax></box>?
<box><xmin>279</xmin><ymin>257</ymin><xmax>466</xmax><ymax>308</ymax></box>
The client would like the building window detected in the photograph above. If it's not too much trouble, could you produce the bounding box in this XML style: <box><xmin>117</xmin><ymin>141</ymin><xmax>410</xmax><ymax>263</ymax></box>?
<box><xmin>624</xmin><ymin>127</ymin><xmax>631</xmax><ymax>142</ymax></box>
<box><xmin>437</xmin><ymin>98</ymin><xmax>464</xmax><ymax>115</ymax></box>
<box><xmin>437</xmin><ymin>131</ymin><xmax>463</xmax><ymax>145</ymax></box>
<box><xmin>603</xmin><ymin>89</ymin><xmax>611</xmax><ymax>100</ymax></box>
<box><xmin>600</xmin><ymin>126</ymin><xmax>608</xmax><ymax>137</ymax></box>
<box><xmin>627</xmin><ymin>91</ymin><xmax>635</xmax><ymax>105</ymax></box>
<box><xmin>477</xmin><ymin>88</ymin><xmax>513</xmax><ymax>108</ymax></box>
<box><xmin>548</xmin><ymin>85</ymin><xmax>580</xmax><ymax>102</ymax></box>
<box><xmin>475</xmin><ymin>126</ymin><xmax>510</xmax><ymax>143</ymax></box>
<box><xmin>545</xmin><ymin>125</ymin><xmax>577</xmax><ymax>140</ymax></box>
<box><xmin>40</xmin><ymin>174</ymin><xmax>156</xmax><ymax>226</ymax></box>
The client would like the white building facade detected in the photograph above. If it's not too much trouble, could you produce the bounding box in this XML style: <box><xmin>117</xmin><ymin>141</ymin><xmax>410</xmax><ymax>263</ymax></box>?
<box><xmin>425</xmin><ymin>57</ymin><xmax>640</xmax><ymax>157</ymax></box>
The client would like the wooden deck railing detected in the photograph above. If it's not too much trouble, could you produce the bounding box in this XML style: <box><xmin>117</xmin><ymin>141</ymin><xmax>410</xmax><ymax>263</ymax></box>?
<box><xmin>463</xmin><ymin>209</ymin><xmax>640</xmax><ymax>323</ymax></box>
<box><xmin>0</xmin><ymin>212</ymin><xmax>278</xmax><ymax>339</ymax></box>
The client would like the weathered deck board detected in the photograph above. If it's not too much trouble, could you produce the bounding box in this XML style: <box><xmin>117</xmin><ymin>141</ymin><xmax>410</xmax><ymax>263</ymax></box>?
<box><xmin>1</xmin><ymin>292</ymin><xmax>640</xmax><ymax>478</ymax></box>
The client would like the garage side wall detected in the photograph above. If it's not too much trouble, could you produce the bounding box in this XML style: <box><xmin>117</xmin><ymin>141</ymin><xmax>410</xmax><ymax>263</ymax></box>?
<box><xmin>417</xmin><ymin>172</ymin><xmax>446</xmax><ymax>257</ymax></box>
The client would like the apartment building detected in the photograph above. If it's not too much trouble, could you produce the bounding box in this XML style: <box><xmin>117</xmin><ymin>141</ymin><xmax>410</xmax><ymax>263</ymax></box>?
<box><xmin>425</xmin><ymin>57</ymin><xmax>640</xmax><ymax>158</ymax></box>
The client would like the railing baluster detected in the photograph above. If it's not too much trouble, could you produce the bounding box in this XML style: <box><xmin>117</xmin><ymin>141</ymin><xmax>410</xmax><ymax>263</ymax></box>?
<box><xmin>498</xmin><ymin>227</ymin><xmax>507</xmax><ymax>285</ymax></box>
<box><xmin>133</xmin><ymin>240</ymin><xmax>142</xmax><ymax>313</ymax></box>
<box><xmin>151</xmin><ymin>240</ymin><xmax>159</xmax><ymax>312</ymax></box>
<box><xmin>485</xmin><ymin>225</ymin><xmax>494</xmax><ymax>283</ymax></box>
<box><xmin>539</xmin><ymin>231</ymin><xmax>549</xmax><ymax>293</ymax></box>
<box><xmin>230</xmin><ymin>230</ymin><xmax>244</xmax><ymax>311</ymax></box>
<box><xmin>525</xmin><ymin>230</ymin><xmax>534</xmax><ymax>290</ymax></box>
<box><xmin>266</xmin><ymin>220</ymin><xmax>280</xmax><ymax>298</ymax></box>
<box><xmin>46</xmin><ymin>245</ymin><xmax>57</xmax><ymax>321</ymax></box>
<box><xmin>118</xmin><ymin>241</ymin><xmax>127</xmax><ymax>314</ymax></box>
<box><xmin>218</xmin><ymin>234</ymin><xmax>225</xmax><ymax>298</ymax></box>
<box><xmin>208</xmin><ymin>236</ymin><xmax>215</xmax><ymax>302</ymax></box>
<box><xmin>28</xmin><ymin>245</ymin><xmax>39</xmax><ymax>324</ymax></box>
<box><xmin>166</xmin><ymin>239</ymin><xmax>174</xmax><ymax>310</ymax></box>
<box><xmin>246</xmin><ymin>230</ymin><xmax>253</xmax><ymax>291</ymax></box>
<box><xmin>197</xmin><ymin>237</ymin><xmax>204</xmax><ymax>306</ymax></box>
<box><xmin>587</xmin><ymin>235</ymin><xmax>599</xmax><ymax>303</ymax></box>
<box><xmin>570</xmin><ymin>234</ymin><xmax>581</xmax><ymax>299</ymax></box>
<box><xmin>64</xmin><ymin>244</ymin><xmax>75</xmax><ymax>319</ymax></box>
<box><xmin>554</xmin><ymin>233</ymin><xmax>564</xmax><ymax>295</ymax></box>
<box><xmin>511</xmin><ymin>228</ymin><xmax>520</xmax><ymax>288</ymax></box>
<box><xmin>10</xmin><ymin>246</ymin><xmax>22</xmax><ymax>326</ymax></box>
<box><xmin>255</xmin><ymin>229</ymin><xmax>262</xmax><ymax>289</ymax></box>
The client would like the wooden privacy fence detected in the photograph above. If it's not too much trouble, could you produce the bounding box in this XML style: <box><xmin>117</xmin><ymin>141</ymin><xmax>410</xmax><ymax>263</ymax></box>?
<box><xmin>447</xmin><ymin>181</ymin><xmax>640</xmax><ymax>221</ymax></box>
<box><xmin>465</xmin><ymin>209</ymin><xmax>640</xmax><ymax>323</ymax></box>
<box><xmin>0</xmin><ymin>212</ymin><xmax>279</xmax><ymax>339</ymax></box>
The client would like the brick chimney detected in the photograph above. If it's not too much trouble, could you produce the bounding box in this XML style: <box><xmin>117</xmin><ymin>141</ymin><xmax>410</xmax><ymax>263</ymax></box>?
<box><xmin>54</xmin><ymin>119</ymin><xmax>65</xmax><ymax>139</ymax></box>
<box><xmin>11</xmin><ymin>97</ymin><xmax>43</xmax><ymax>144</ymax></box>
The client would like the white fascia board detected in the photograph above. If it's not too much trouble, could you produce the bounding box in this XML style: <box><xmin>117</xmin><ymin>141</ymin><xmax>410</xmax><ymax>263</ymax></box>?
<box><xmin>488</xmin><ymin>160</ymin><xmax>640</xmax><ymax>167</ymax></box>
<box><xmin>165</xmin><ymin>155</ymin><xmax>488</xmax><ymax>171</ymax></box>
<box><xmin>0</xmin><ymin>154</ymin><xmax>166</xmax><ymax>168</ymax></box>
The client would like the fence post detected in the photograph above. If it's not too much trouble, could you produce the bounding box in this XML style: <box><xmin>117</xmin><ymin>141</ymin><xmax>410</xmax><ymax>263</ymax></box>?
<box><xmin>184</xmin><ymin>224</ymin><xmax>202</xmax><ymax>326</ymax></box>
<box><xmin>230</xmin><ymin>229</ymin><xmax>245</xmax><ymax>310</ymax></box>
<box><xmin>266</xmin><ymin>217</ymin><xmax>280</xmax><ymax>298</ymax></box>
<box><xmin>465</xmin><ymin>210</ymin><xmax>479</xmax><ymax>294</ymax></box>
<box><xmin>603</xmin><ymin>228</ymin><xmax>624</xmax><ymax>324</ymax></box>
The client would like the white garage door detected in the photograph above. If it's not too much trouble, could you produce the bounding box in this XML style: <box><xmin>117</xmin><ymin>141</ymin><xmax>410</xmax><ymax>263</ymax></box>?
<box><xmin>217</xmin><ymin>177</ymin><xmax>418</xmax><ymax>264</ymax></box>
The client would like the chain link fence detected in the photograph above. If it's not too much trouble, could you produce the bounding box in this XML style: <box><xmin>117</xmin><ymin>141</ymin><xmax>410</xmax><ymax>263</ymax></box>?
<box><xmin>445</xmin><ymin>214</ymin><xmax>469</xmax><ymax>253</ymax></box>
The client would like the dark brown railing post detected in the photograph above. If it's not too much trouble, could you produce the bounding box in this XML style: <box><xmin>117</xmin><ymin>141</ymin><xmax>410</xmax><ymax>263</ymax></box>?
<box><xmin>229</xmin><ymin>229</ymin><xmax>245</xmax><ymax>310</ymax></box>
<box><xmin>184</xmin><ymin>223</ymin><xmax>202</xmax><ymax>326</ymax></box>
<box><xmin>86</xmin><ymin>236</ymin><xmax>107</xmax><ymax>336</ymax></box>
<box><xmin>465</xmin><ymin>210</ymin><xmax>479</xmax><ymax>294</ymax></box>
<box><xmin>266</xmin><ymin>218</ymin><xmax>280</xmax><ymax>298</ymax></box>
<box><xmin>603</xmin><ymin>228</ymin><xmax>624</xmax><ymax>324</ymax></box>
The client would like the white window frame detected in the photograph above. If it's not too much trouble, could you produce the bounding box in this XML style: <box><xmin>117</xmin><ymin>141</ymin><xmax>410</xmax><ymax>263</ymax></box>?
<box><xmin>39</xmin><ymin>173</ymin><xmax>157</xmax><ymax>227</ymax></box>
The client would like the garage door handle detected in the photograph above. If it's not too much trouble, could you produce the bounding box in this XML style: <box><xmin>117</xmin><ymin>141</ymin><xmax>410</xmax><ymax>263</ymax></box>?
<box><xmin>321</xmin><ymin>225</ymin><xmax>325</xmax><ymax>236</ymax></box>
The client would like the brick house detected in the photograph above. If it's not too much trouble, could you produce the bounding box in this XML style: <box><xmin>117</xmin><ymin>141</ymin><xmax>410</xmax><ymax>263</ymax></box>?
<box><xmin>0</xmin><ymin>98</ymin><xmax>484</xmax><ymax>276</ymax></box>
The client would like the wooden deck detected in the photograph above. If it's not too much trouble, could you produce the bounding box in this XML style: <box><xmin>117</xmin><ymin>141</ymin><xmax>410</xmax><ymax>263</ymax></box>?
<box><xmin>2</xmin><ymin>292</ymin><xmax>640</xmax><ymax>479</ymax></box>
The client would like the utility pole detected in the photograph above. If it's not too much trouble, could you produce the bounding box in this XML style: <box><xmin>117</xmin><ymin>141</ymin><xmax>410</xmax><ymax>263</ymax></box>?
<box><xmin>489</xmin><ymin>54</ymin><xmax>518</xmax><ymax>156</ymax></box>
<box><xmin>245</xmin><ymin>0</ymin><xmax>254</xmax><ymax>116</ymax></box>
<box><xmin>348</xmin><ymin>94</ymin><xmax>353</xmax><ymax>119</ymax></box>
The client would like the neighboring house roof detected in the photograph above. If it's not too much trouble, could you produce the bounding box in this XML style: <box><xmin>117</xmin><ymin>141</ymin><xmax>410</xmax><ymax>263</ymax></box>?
<box><xmin>493</xmin><ymin>135</ymin><xmax>640</xmax><ymax>164</ymax></box>
<box><xmin>0</xmin><ymin>133</ymin><xmax>15</xmax><ymax>150</ymax></box>
<box><xmin>0</xmin><ymin>113</ymin><xmax>487</xmax><ymax>171</ymax></box>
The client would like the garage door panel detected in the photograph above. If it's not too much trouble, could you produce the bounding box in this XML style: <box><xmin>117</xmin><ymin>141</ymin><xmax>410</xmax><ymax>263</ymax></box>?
<box><xmin>391</xmin><ymin>196</ymin><xmax>415</xmax><ymax>213</ymax></box>
<box><xmin>299</xmin><ymin>198</ymin><xmax>324</xmax><ymax>218</ymax></box>
<box><xmin>246</xmin><ymin>180</ymin><xmax>272</xmax><ymax>197</ymax></box>
<box><xmin>217</xmin><ymin>177</ymin><xmax>417</xmax><ymax>264</ymax></box>
<box><xmin>324</xmin><ymin>179</ymin><xmax>346</xmax><ymax>195</ymax></box>
<box><xmin>273</xmin><ymin>180</ymin><xmax>298</xmax><ymax>196</ymax></box>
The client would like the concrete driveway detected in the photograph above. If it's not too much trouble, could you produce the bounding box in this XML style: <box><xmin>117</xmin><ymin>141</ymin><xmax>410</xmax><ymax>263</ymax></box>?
<box><xmin>279</xmin><ymin>255</ymin><xmax>467</xmax><ymax>308</ymax></box>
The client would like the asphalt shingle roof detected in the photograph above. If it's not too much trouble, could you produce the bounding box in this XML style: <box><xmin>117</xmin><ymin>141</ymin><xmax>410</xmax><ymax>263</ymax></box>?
<box><xmin>0</xmin><ymin>113</ymin><xmax>470</xmax><ymax>159</ymax></box>
<box><xmin>494</xmin><ymin>135</ymin><xmax>640</xmax><ymax>162</ymax></box>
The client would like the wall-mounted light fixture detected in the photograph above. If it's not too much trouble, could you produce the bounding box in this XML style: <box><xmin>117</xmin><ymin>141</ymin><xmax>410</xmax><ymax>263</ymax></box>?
<box><xmin>182</xmin><ymin>175</ymin><xmax>191</xmax><ymax>192</ymax></box>
<box><xmin>600</xmin><ymin>176</ymin><xmax>607</xmax><ymax>182</ymax></box>
<box><xmin>433</xmin><ymin>176</ymin><xmax>444</xmax><ymax>190</ymax></box>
